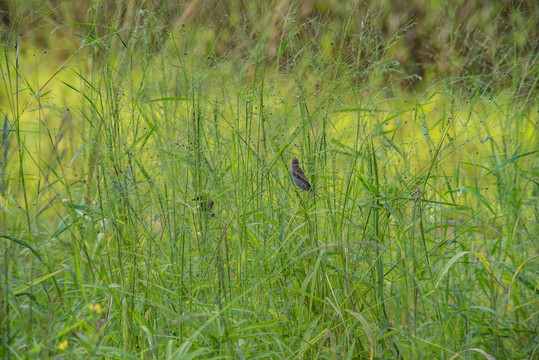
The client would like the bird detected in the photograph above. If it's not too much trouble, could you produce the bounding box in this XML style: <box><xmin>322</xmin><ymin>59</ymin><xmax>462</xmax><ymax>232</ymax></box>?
<box><xmin>192</xmin><ymin>195</ymin><xmax>215</xmax><ymax>217</ymax></box>
<box><xmin>290</xmin><ymin>158</ymin><xmax>320</xmax><ymax>197</ymax></box>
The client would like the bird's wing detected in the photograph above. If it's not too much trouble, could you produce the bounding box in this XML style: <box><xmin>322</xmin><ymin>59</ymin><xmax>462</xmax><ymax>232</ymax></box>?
<box><xmin>295</xmin><ymin>167</ymin><xmax>310</xmax><ymax>184</ymax></box>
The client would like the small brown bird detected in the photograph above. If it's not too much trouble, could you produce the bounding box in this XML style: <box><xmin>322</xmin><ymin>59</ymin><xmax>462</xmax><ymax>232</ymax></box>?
<box><xmin>193</xmin><ymin>195</ymin><xmax>215</xmax><ymax>217</ymax></box>
<box><xmin>290</xmin><ymin>158</ymin><xmax>320</xmax><ymax>197</ymax></box>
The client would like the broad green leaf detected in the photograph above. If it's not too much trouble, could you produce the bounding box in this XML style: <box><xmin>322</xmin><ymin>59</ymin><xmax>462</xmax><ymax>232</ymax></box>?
<box><xmin>11</xmin><ymin>268</ymin><xmax>66</xmax><ymax>295</ymax></box>
<box><xmin>0</xmin><ymin>235</ymin><xmax>42</xmax><ymax>262</ymax></box>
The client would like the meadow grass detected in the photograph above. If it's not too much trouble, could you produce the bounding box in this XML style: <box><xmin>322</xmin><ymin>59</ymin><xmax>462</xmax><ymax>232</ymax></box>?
<box><xmin>1</xmin><ymin>1</ymin><xmax>538</xmax><ymax>359</ymax></box>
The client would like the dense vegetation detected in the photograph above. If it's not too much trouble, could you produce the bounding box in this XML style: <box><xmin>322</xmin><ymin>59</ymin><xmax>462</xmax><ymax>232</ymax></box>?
<box><xmin>1</xmin><ymin>1</ymin><xmax>537</xmax><ymax>359</ymax></box>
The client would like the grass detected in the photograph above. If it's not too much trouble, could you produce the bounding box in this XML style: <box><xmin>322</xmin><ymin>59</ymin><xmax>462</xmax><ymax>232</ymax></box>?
<box><xmin>1</xmin><ymin>1</ymin><xmax>538</xmax><ymax>359</ymax></box>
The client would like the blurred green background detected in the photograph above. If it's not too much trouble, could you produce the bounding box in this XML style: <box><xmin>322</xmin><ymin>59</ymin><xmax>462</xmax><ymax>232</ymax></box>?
<box><xmin>2</xmin><ymin>0</ymin><xmax>537</xmax><ymax>92</ymax></box>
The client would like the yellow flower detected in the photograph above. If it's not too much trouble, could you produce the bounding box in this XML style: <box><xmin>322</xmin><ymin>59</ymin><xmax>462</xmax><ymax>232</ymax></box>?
<box><xmin>89</xmin><ymin>303</ymin><xmax>102</xmax><ymax>314</ymax></box>
<box><xmin>58</xmin><ymin>340</ymin><xmax>68</xmax><ymax>350</ymax></box>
